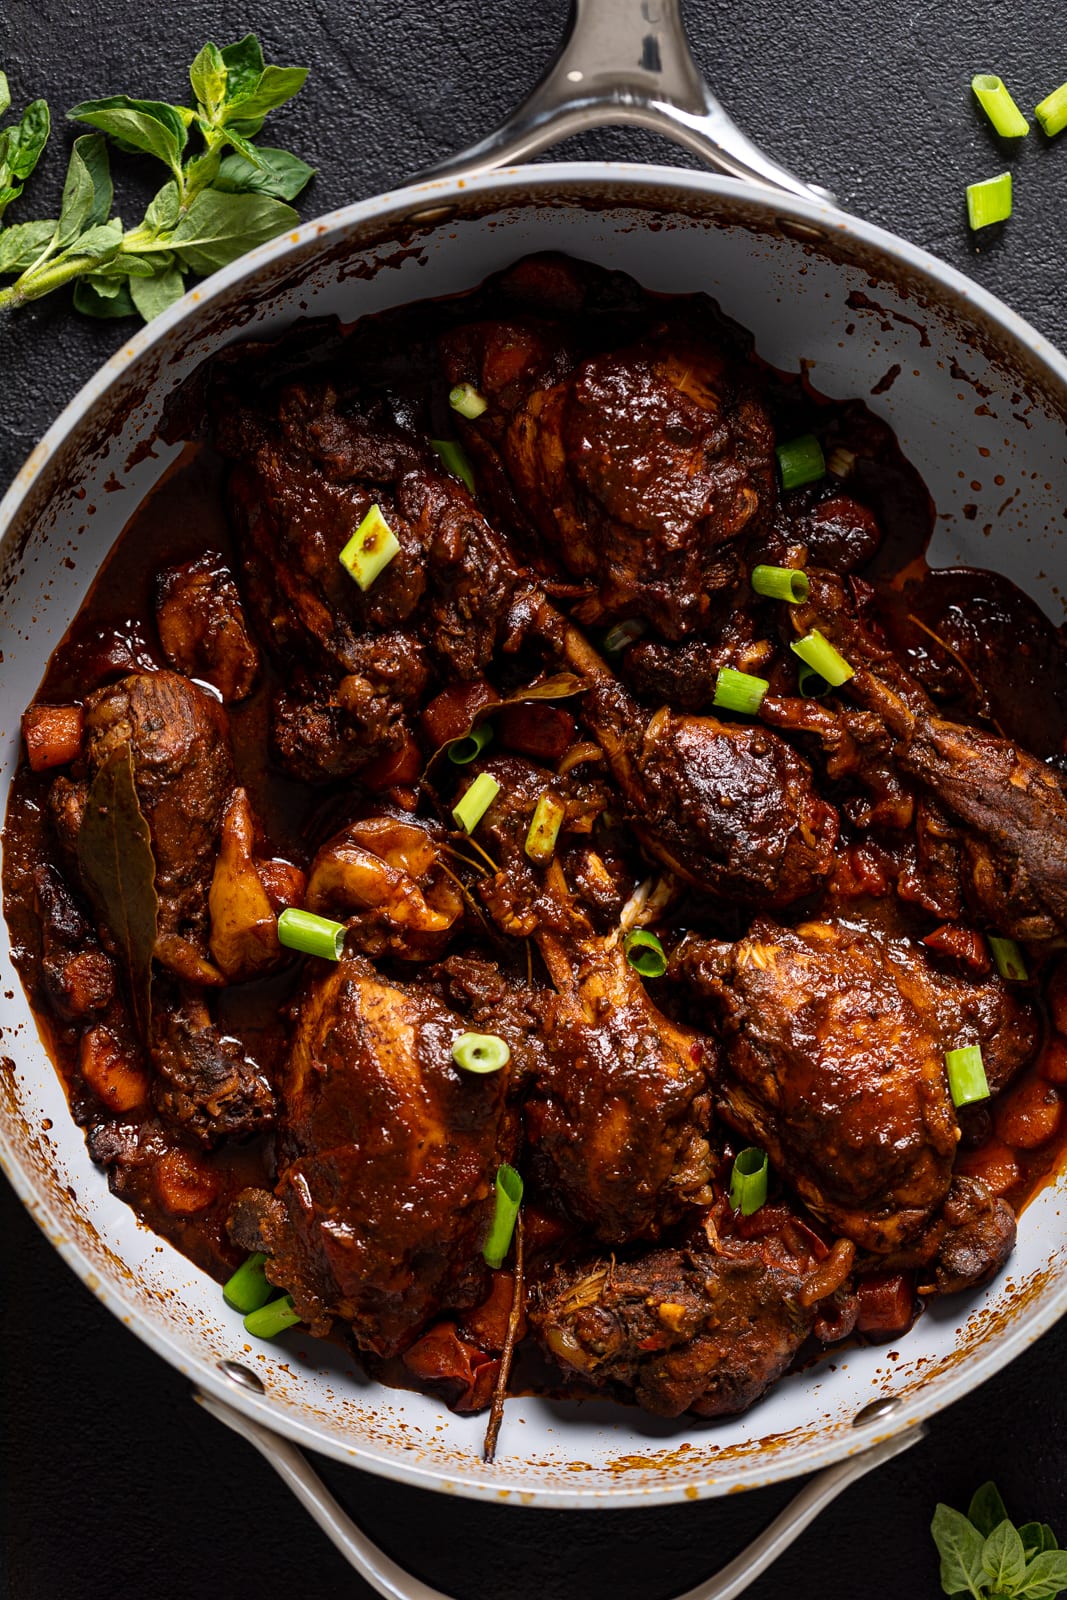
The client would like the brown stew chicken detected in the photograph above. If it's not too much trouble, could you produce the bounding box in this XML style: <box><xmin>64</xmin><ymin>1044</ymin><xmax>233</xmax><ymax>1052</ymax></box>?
<box><xmin>6</xmin><ymin>253</ymin><xmax>1067</xmax><ymax>1427</ymax></box>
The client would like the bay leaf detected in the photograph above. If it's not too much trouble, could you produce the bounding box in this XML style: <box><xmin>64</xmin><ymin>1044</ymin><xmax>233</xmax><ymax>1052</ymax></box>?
<box><xmin>76</xmin><ymin>743</ymin><xmax>158</xmax><ymax>1040</ymax></box>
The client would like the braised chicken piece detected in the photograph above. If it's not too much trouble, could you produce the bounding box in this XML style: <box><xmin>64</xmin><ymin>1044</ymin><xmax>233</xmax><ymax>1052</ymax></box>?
<box><xmin>216</xmin><ymin>377</ymin><xmax>528</xmax><ymax>781</ymax></box>
<box><xmin>75</xmin><ymin>670</ymin><xmax>236</xmax><ymax>986</ymax></box>
<box><xmin>228</xmin><ymin>954</ymin><xmax>519</xmax><ymax>1355</ymax></box>
<box><xmin>150</xmin><ymin>990</ymin><xmax>275</xmax><ymax>1147</ymax></box>
<box><xmin>440</xmin><ymin>254</ymin><xmax>776</xmax><ymax>637</ymax></box>
<box><xmin>532</xmin><ymin>1202</ymin><xmax>854</xmax><ymax>1418</ymax></box>
<box><xmin>155</xmin><ymin>552</ymin><xmax>260</xmax><ymax>703</ymax></box>
<box><xmin>554</xmin><ymin>620</ymin><xmax>838</xmax><ymax>907</ymax></box>
<box><xmin>676</xmin><ymin>918</ymin><xmax>1036</xmax><ymax>1253</ymax></box>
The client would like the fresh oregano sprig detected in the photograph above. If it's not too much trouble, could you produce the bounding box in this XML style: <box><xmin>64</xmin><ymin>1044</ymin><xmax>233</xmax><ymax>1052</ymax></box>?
<box><xmin>0</xmin><ymin>34</ymin><xmax>314</xmax><ymax>321</ymax></box>
<box><xmin>932</xmin><ymin>1481</ymin><xmax>1067</xmax><ymax>1598</ymax></box>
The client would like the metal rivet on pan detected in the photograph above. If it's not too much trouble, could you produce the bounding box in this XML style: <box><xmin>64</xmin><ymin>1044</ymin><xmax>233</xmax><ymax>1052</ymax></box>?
<box><xmin>217</xmin><ymin>1359</ymin><xmax>265</xmax><ymax>1394</ymax></box>
<box><xmin>852</xmin><ymin>1396</ymin><xmax>902</xmax><ymax>1426</ymax></box>
<box><xmin>405</xmin><ymin>204</ymin><xmax>457</xmax><ymax>226</ymax></box>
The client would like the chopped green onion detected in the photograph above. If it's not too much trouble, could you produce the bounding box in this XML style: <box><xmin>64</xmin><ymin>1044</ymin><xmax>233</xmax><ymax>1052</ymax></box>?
<box><xmin>452</xmin><ymin>771</ymin><xmax>500</xmax><ymax>834</ymax></box>
<box><xmin>483</xmin><ymin>1163</ymin><xmax>523</xmax><ymax>1268</ymax></box>
<box><xmin>1035</xmin><ymin>81</ymin><xmax>1067</xmax><ymax>138</ymax></box>
<box><xmin>453</xmin><ymin>1032</ymin><xmax>511</xmax><ymax>1074</ymax></box>
<box><xmin>244</xmin><ymin>1294</ymin><xmax>302</xmax><ymax>1340</ymax></box>
<box><xmin>945</xmin><ymin>1044</ymin><xmax>991</xmax><ymax>1108</ymax></box>
<box><xmin>826</xmin><ymin>445</ymin><xmax>856</xmax><ymax>480</ymax></box>
<box><xmin>712</xmin><ymin>666</ymin><xmax>769</xmax><ymax>716</ymax></box>
<box><xmin>966</xmin><ymin>171</ymin><xmax>1012</xmax><ymax>230</ymax></box>
<box><xmin>449</xmin><ymin>382</ymin><xmax>488</xmax><ymax>419</ymax></box>
<box><xmin>223</xmin><ymin>1252</ymin><xmax>272</xmax><ymax>1315</ymax></box>
<box><xmin>729</xmin><ymin>1147</ymin><xmax>769</xmax><ymax>1216</ymax></box>
<box><xmin>623</xmin><ymin>927</ymin><xmax>667</xmax><ymax>979</ymax></box>
<box><xmin>751</xmin><ymin>564</ymin><xmax>810</xmax><ymax>603</ymax></box>
<box><xmin>988</xmin><ymin>935</ymin><xmax>1028</xmax><ymax>983</ymax></box>
<box><xmin>339</xmin><ymin>503</ymin><xmax>400</xmax><ymax>591</ymax></box>
<box><xmin>525</xmin><ymin>790</ymin><xmax>566</xmax><ymax>864</ymax></box>
<box><xmin>776</xmin><ymin>434</ymin><xmax>825</xmax><ymax>491</ymax></box>
<box><xmin>797</xmin><ymin>661</ymin><xmax>830</xmax><ymax>698</ymax></box>
<box><xmin>277</xmin><ymin>907</ymin><xmax>346</xmax><ymax>961</ymax></box>
<box><xmin>603</xmin><ymin>618</ymin><xmax>647</xmax><ymax>656</ymax></box>
<box><xmin>790</xmin><ymin>629</ymin><xmax>854</xmax><ymax>688</ymax></box>
<box><xmin>447</xmin><ymin>722</ymin><xmax>494</xmax><ymax>765</ymax></box>
<box><xmin>430</xmin><ymin>437</ymin><xmax>475</xmax><ymax>492</ymax></box>
<box><xmin>971</xmin><ymin>74</ymin><xmax>1029</xmax><ymax>138</ymax></box>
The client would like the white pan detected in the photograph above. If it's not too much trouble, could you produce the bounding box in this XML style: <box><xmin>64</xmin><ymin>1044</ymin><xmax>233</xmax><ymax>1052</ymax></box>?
<box><xmin>2</xmin><ymin>4</ymin><xmax>1066</xmax><ymax>1594</ymax></box>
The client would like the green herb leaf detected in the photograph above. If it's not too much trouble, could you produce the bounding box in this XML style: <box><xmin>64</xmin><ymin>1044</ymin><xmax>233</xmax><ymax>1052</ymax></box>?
<box><xmin>56</xmin><ymin>133</ymin><xmax>112</xmax><ymax>245</ymax></box>
<box><xmin>214</xmin><ymin>145</ymin><xmax>314</xmax><ymax>200</ymax></box>
<box><xmin>1021</xmin><ymin>1527</ymin><xmax>1062</xmax><ymax>1560</ymax></box>
<box><xmin>0</xmin><ymin>218</ymin><xmax>56</xmax><ymax>274</ymax></box>
<box><xmin>67</xmin><ymin>96</ymin><xmax>187</xmax><ymax>174</ymax></box>
<box><xmin>129</xmin><ymin>259</ymin><xmax>185</xmax><ymax>321</ymax></box>
<box><xmin>221</xmin><ymin>64</ymin><xmax>308</xmax><ymax>125</ymax></box>
<box><xmin>72</xmin><ymin>275</ymin><xmax>137</xmax><ymax>318</ymax></box>
<box><xmin>932</xmin><ymin>1504</ymin><xmax>988</xmax><ymax>1599</ymax></box>
<box><xmin>971</xmin><ymin>1484</ymin><xmax>1012</xmax><ymax>1539</ymax></box>
<box><xmin>9</xmin><ymin>98</ymin><xmax>50</xmax><ymax>180</ymax></box>
<box><xmin>1020</xmin><ymin>1550</ymin><xmax>1067</xmax><ymax>1599</ymax></box>
<box><xmin>216</xmin><ymin>126</ymin><xmax>267</xmax><ymax>169</ymax></box>
<box><xmin>982</xmin><ymin>1520</ymin><xmax>1028</xmax><ymax>1594</ymax></box>
<box><xmin>76</xmin><ymin>743</ymin><xmax>159</xmax><ymax>1040</ymax></box>
<box><xmin>219</xmin><ymin>34</ymin><xmax>265</xmax><ymax>102</ymax></box>
<box><xmin>143</xmin><ymin>179</ymin><xmax>180</xmax><ymax>233</ymax></box>
<box><xmin>164</xmin><ymin>187</ymin><xmax>297</xmax><ymax>274</ymax></box>
<box><xmin>189</xmin><ymin>41</ymin><xmax>228</xmax><ymax>123</ymax></box>
<box><xmin>0</xmin><ymin>71</ymin><xmax>10</xmax><ymax>119</ymax></box>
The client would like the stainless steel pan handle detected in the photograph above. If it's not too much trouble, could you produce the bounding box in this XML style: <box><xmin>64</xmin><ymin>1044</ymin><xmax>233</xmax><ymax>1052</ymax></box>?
<box><xmin>416</xmin><ymin>0</ymin><xmax>833</xmax><ymax>204</ymax></box>
<box><xmin>196</xmin><ymin>1391</ymin><xmax>926</xmax><ymax>1600</ymax></box>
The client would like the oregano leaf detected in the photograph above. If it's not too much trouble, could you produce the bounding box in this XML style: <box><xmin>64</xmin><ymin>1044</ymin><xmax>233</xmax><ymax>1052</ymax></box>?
<box><xmin>129</xmin><ymin>258</ymin><xmax>185</xmax><ymax>321</ymax></box>
<box><xmin>72</xmin><ymin>275</ymin><xmax>137</xmax><ymax>318</ymax></box>
<box><xmin>981</xmin><ymin>1520</ymin><xmax>1027</xmax><ymax>1594</ymax></box>
<box><xmin>214</xmin><ymin>145</ymin><xmax>314</xmax><ymax>200</ymax></box>
<box><xmin>164</xmin><ymin>187</ymin><xmax>297</xmax><ymax>274</ymax></box>
<box><xmin>932</xmin><ymin>1504</ymin><xmax>987</xmax><ymax>1599</ymax></box>
<box><xmin>1019</xmin><ymin>1550</ymin><xmax>1067</xmax><ymax>1599</ymax></box>
<box><xmin>971</xmin><ymin>1485</ymin><xmax>1013</xmax><ymax>1540</ymax></box>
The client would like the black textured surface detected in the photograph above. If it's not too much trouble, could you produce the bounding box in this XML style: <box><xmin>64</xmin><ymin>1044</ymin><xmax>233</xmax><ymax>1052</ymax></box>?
<box><xmin>3</xmin><ymin>2</ymin><xmax>1067</xmax><ymax>1595</ymax></box>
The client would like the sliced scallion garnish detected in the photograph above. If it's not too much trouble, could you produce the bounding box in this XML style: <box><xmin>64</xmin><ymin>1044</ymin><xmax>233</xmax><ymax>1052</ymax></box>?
<box><xmin>339</xmin><ymin>503</ymin><xmax>400</xmax><ymax>591</ymax></box>
<box><xmin>712</xmin><ymin>666</ymin><xmax>769</xmax><ymax>716</ymax></box>
<box><xmin>244</xmin><ymin>1294</ymin><xmax>301</xmax><ymax>1339</ymax></box>
<box><xmin>1035</xmin><ymin>81</ymin><xmax>1067</xmax><ymax>138</ymax></box>
<box><xmin>790</xmin><ymin>629</ymin><xmax>854</xmax><ymax>687</ymax></box>
<box><xmin>623</xmin><ymin>927</ymin><xmax>667</xmax><ymax>979</ymax></box>
<box><xmin>971</xmin><ymin>74</ymin><xmax>1029</xmax><ymax>138</ymax></box>
<box><xmin>525</xmin><ymin>790</ymin><xmax>566</xmax><ymax>865</ymax></box>
<box><xmin>776</xmin><ymin>434</ymin><xmax>825</xmax><ymax>491</ymax></box>
<box><xmin>277</xmin><ymin>907</ymin><xmax>346</xmax><ymax>961</ymax></box>
<box><xmin>966</xmin><ymin>171</ymin><xmax>1012</xmax><ymax>230</ymax></box>
<box><xmin>729</xmin><ymin>1147</ymin><xmax>769</xmax><ymax>1216</ymax></box>
<box><xmin>988</xmin><ymin>935</ymin><xmax>1028</xmax><ymax>983</ymax></box>
<box><xmin>223</xmin><ymin>1252</ymin><xmax>272</xmax><ymax>1315</ymax></box>
<box><xmin>452</xmin><ymin>771</ymin><xmax>500</xmax><ymax>834</ymax></box>
<box><xmin>452</xmin><ymin>1032</ymin><xmax>511</xmax><ymax>1074</ymax></box>
<box><xmin>430</xmin><ymin>437</ymin><xmax>475</xmax><ymax>492</ymax></box>
<box><xmin>447</xmin><ymin>722</ymin><xmax>494</xmax><ymax>765</ymax></box>
<box><xmin>449</xmin><ymin>382</ymin><xmax>488</xmax><ymax>420</ymax></box>
<box><xmin>945</xmin><ymin>1044</ymin><xmax>991</xmax><ymax>1108</ymax></box>
<box><xmin>750</xmin><ymin>564</ymin><xmax>810</xmax><ymax>603</ymax></box>
<box><xmin>483</xmin><ymin>1164</ymin><xmax>523</xmax><ymax>1268</ymax></box>
<box><xmin>797</xmin><ymin>660</ymin><xmax>831</xmax><ymax>698</ymax></box>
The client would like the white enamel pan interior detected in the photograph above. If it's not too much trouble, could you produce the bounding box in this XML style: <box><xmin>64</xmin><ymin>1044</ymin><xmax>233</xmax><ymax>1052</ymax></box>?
<box><xmin>2</xmin><ymin>162</ymin><xmax>1067</xmax><ymax>1518</ymax></box>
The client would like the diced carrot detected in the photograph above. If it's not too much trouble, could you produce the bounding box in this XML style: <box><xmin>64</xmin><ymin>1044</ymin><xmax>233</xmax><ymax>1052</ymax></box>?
<box><xmin>497</xmin><ymin>703</ymin><xmax>577</xmax><ymax>764</ymax></box>
<box><xmin>921</xmin><ymin>924</ymin><xmax>992</xmax><ymax>974</ymax></box>
<box><xmin>419</xmin><ymin>680</ymin><xmax>500</xmax><ymax>747</ymax></box>
<box><xmin>956</xmin><ymin>1138</ymin><xmax>1021</xmax><ymax>1196</ymax></box>
<box><xmin>22</xmin><ymin>704</ymin><xmax>84</xmax><ymax>772</ymax></box>
<box><xmin>360</xmin><ymin>735</ymin><xmax>422</xmax><ymax>791</ymax></box>
<box><xmin>1039</xmin><ymin>1035</ymin><xmax>1067</xmax><ymax>1085</ymax></box>
<box><xmin>856</xmin><ymin>1272</ymin><xmax>914</xmax><ymax>1338</ymax></box>
<box><xmin>79</xmin><ymin>1026</ymin><xmax>148</xmax><ymax>1113</ymax></box>
<box><xmin>153</xmin><ymin>1148</ymin><xmax>219</xmax><ymax>1214</ymax></box>
<box><xmin>994</xmin><ymin>1075</ymin><xmax>1063</xmax><ymax>1150</ymax></box>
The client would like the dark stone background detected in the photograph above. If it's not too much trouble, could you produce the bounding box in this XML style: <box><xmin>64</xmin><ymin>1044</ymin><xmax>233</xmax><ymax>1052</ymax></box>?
<box><xmin>2</xmin><ymin>2</ymin><xmax>1065</xmax><ymax>1594</ymax></box>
